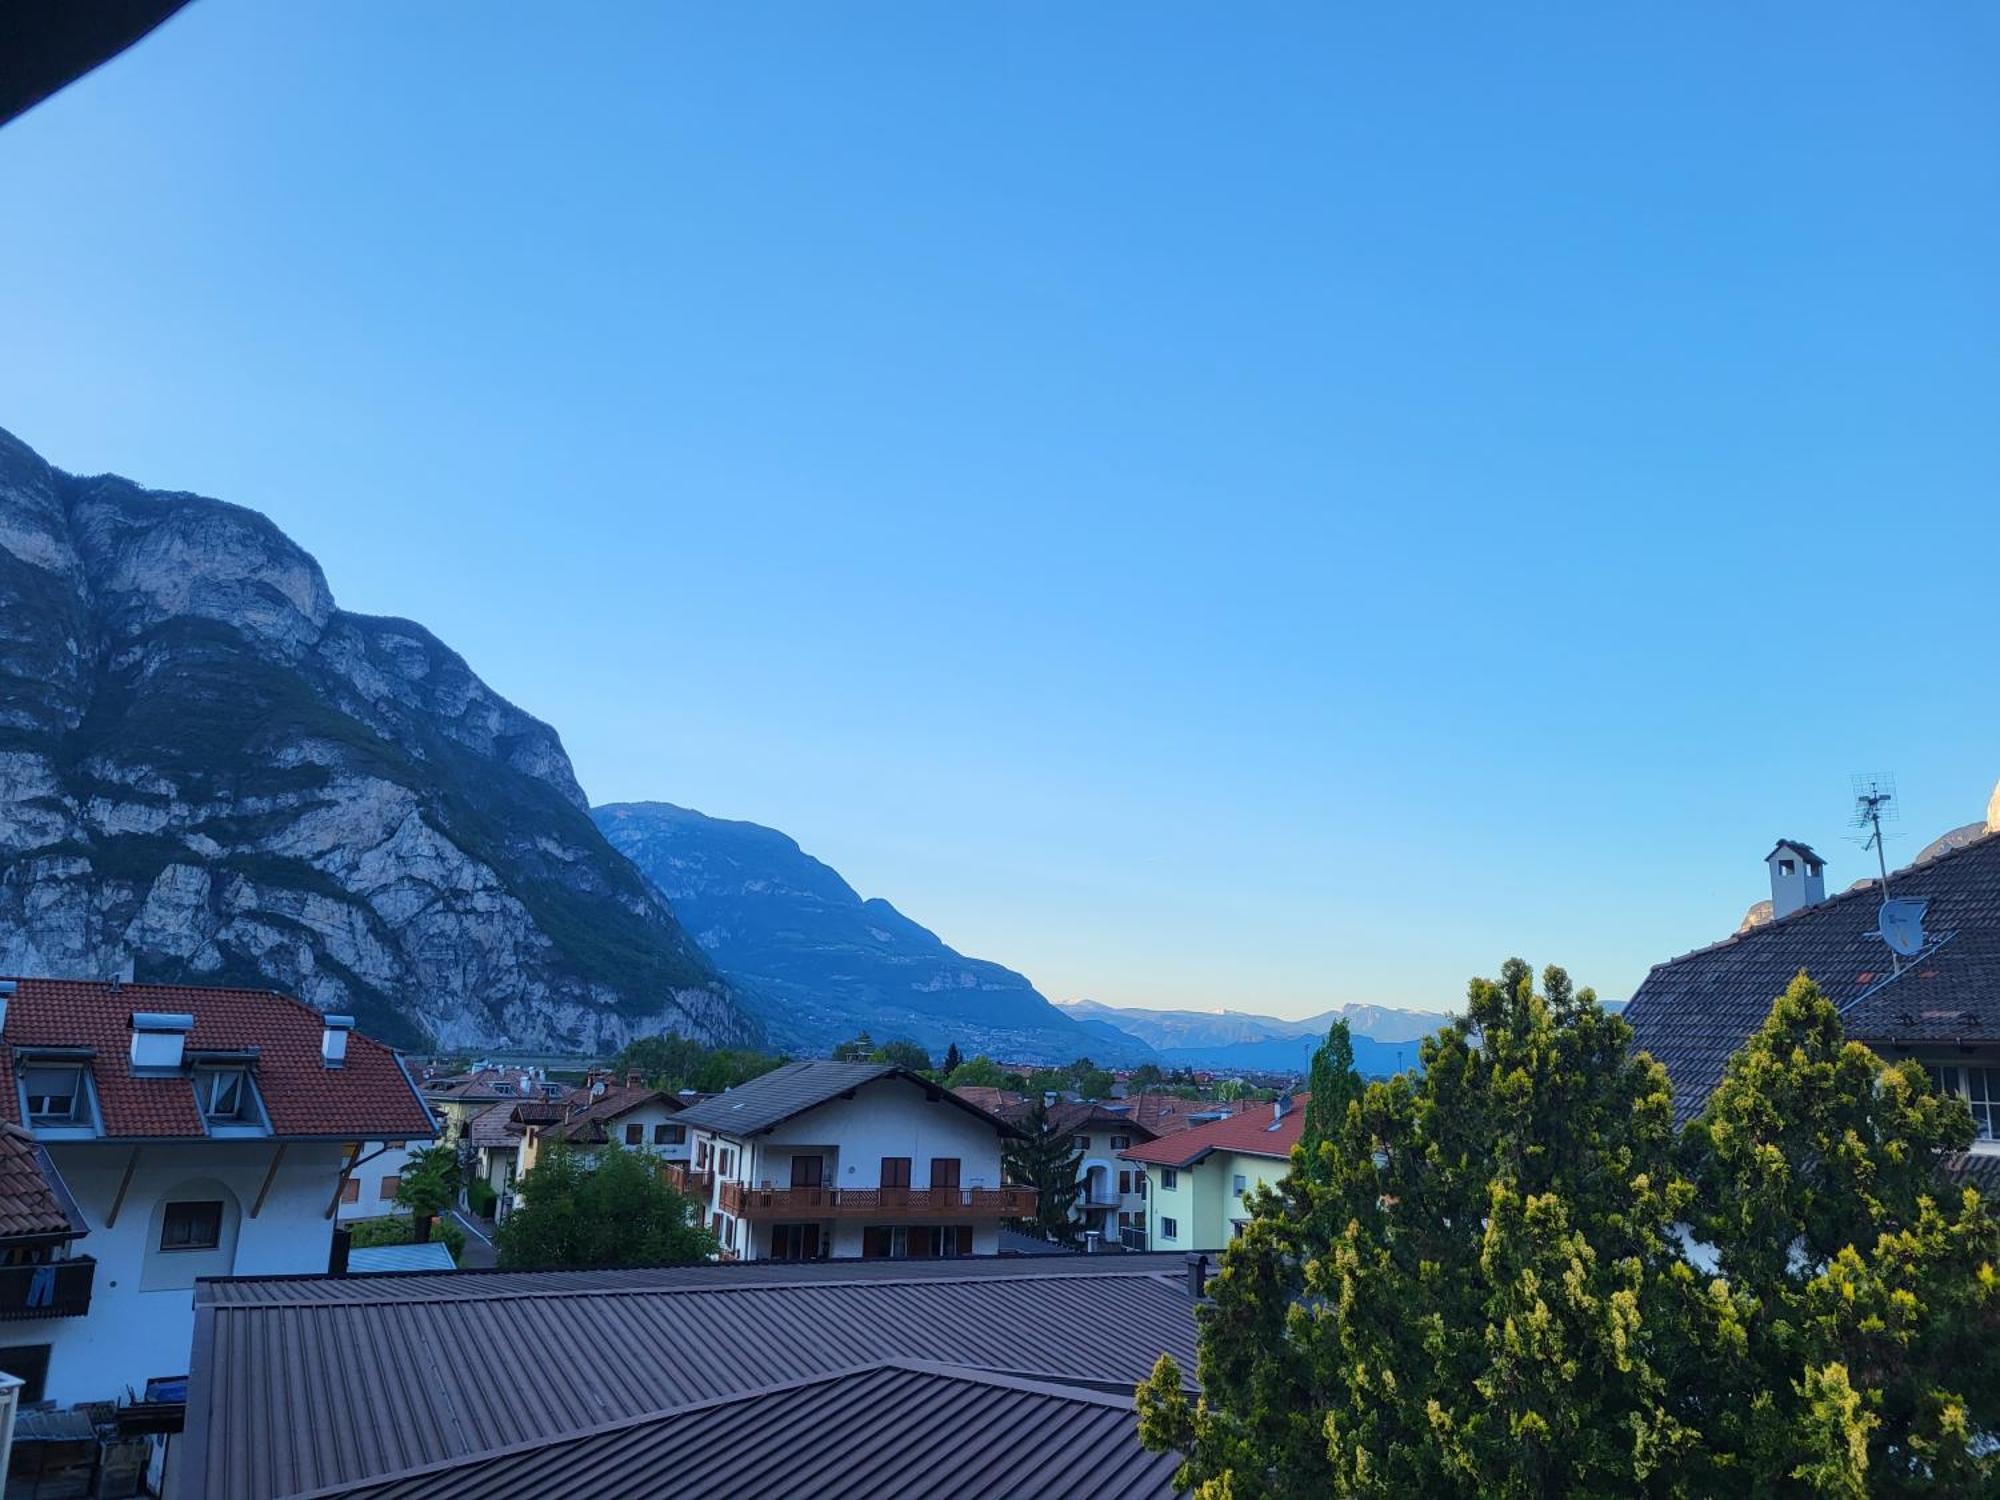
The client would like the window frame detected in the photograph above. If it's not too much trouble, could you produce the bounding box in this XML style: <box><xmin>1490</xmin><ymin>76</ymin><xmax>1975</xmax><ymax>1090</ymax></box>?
<box><xmin>1160</xmin><ymin>1167</ymin><xmax>1178</xmax><ymax>1191</ymax></box>
<box><xmin>159</xmin><ymin>1200</ymin><xmax>225</xmax><ymax>1253</ymax></box>
<box><xmin>1160</xmin><ymin>1215</ymin><xmax>1179</xmax><ymax>1241</ymax></box>
<box><xmin>20</xmin><ymin>1062</ymin><xmax>87</xmax><ymax>1128</ymax></box>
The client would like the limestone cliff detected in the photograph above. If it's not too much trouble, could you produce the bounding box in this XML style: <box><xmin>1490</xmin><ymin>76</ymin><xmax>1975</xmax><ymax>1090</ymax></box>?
<box><xmin>0</xmin><ymin>427</ymin><xmax>753</xmax><ymax>1051</ymax></box>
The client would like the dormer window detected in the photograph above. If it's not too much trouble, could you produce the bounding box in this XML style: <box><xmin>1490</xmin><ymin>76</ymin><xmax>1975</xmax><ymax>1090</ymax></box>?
<box><xmin>198</xmin><ymin>1069</ymin><xmax>249</xmax><ymax>1123</ymax></box>
<box><xmin>22</xmin><ymin>1065</ymin><xmax>82</xmax><ymax>1126</ymax></box>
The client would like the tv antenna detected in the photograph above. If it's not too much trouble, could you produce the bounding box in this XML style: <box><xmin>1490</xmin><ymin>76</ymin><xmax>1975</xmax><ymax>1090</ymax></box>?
<box><xmin>1850</xmin><ymin>773</ymin><xmax>1899</xmax><ymax>896</ymax></box>
<box><xmin>1841</xmin><ymin>771</ymin><xmax>1952</xmax><ymax>1001</ymax></box>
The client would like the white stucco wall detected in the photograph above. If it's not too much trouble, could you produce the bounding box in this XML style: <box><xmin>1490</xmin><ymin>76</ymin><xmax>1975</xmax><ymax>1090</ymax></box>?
<box><xmin>336</xmin><ymin>1139</ymin><xmax>420</xmax><ymax>1222</ymax></box>
<box><xmin>693</xmin><ymin>1079</ymin><xmax>1012</xmax><ymax>1261</ymax></box>
<box><xmin>0</xmin><ymin>1140</ymin><xmax>348</xmax><ymax>1407</ymax></box>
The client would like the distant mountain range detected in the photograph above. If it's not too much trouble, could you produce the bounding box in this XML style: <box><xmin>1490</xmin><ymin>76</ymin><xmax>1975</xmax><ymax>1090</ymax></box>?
<box><xmin>596</xmin><ymin>802</ymin><xmax>1107</xmax><ymax>1063</ymax></box>
<box><xmin>1060</xmin><ymin>998</ymin><xmax>1450</xmax><ymax>1077</ymax></box>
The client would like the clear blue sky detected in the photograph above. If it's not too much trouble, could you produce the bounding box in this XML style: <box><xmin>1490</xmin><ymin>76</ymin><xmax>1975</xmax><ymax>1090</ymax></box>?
<box><xmin>4</xmin><ymin>3</ymin><xmax>1997</xmax><ymax>1019</ymax></box>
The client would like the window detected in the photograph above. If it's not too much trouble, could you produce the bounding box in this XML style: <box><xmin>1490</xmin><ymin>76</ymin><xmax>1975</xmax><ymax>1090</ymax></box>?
<box><xmin>1970</xmin><ymin>1069</ymin><xmax>2000</xmax><ymax>1141</ymax></box>
<box><xmin>340</xmin><ymin>1178</ymin><xmax>360</xmax><ymax>1204</ymax></box>
<box><xmin>770</xmin><ymin>1223</ymin><xmax>821</xmax><ymax>1260</ymax></box>
<box><xmin>1161</xmin><ymin>1168</ymin><xmax>1178</xmax><ymax>1191</ymax></box>
<box><xmin>880</xmin><ymin>1157</ymin><xmax>912</xmax><ymax>1191</ymax></box>
<box><xmin>1928</xmin><ymin>1064</ymin><xmax>1965</xmax><ymax>1098</ymax></box>
<box><xmin>653</xmin><ymin>1123</ymin><xmax>681</xmax><ymax>1145</ymax></box>
<box><xmin>196</xmin><ymin>1068</ymin><xmax>253</xmax><ymax>1124</ymax></box>
<box><xmin>1233</xmin><ymin>1173</ymin><xmax>1248</xmax><ymax>1196</ymax></box>
<box><xmin>1160</xmin><ymin>1216</ymin><xmax>1178</xmax><ymax>1241</ymax></box>
<box><xmin>719</xmin><ymin>1148</ymin><xmax>735</xmax><ymax>1177</ymax></box>
<box><xmin>1111</xmin><ymin>1135</ymin><xmax>1131</xmax><ymax>1150</ymax></box>
<box><xmin>930</xmin><ymin>1157</ymin><xmax>961</xmax><ymax>1192</ymax></box>
<box><xmin>379</xmin><ymin>1175</ymin><xmax>401</xmax><ymax>1201</ymax></box>
<box><xmin>21</xmin><ymin>1065</ymin><xmax>82</xmax><ymax>1126</ymax></box>
<box><xmin>862</xmin><ymin>1224</ymin><xmax>972</xmax><ymax>1259</ymax></box>
<box><xmin>0</xmin><ymin>1345</ymin><xmax>51</xmax><ymax>1403</ymax></box>
<box><xmin>1778</xmin><ymin>858</ymin><xmax>1796</xmax><ymax>877</ymax></box>
<box><xmin>1118</xmin><ymin>1170</ymin><xmax>1131</xmax><ymax>1194</ymax></box>
<box><xmin>624</xmin><ymin>1122</ymin><xmax>643</xmax><ymax>1145</ymax></box>
<box><xmin>160</xmin><ymin>1201</ymin><xmax>224</xmax><ymax>1252</ymax></box>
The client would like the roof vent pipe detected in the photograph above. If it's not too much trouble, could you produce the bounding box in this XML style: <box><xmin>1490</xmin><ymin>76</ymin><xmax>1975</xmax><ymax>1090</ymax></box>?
<box><xmin>322</xmin><ymin>1015</ymin><xmax>355</xmax><ymax>1068</ymax></box>
<box><xmin>130</xmin><ymin>1012</ymin><xmax>194</xmax><ymax>1070</ymax></box>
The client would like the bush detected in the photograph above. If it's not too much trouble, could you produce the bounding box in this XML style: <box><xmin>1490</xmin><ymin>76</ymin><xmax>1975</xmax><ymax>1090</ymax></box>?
<box><xmin>466</xmin><ymin>1178</ymin><xmax>498</xmax><ymax>1219</ymax></box>
<box><xmin>344</xmin><ymin>1212</ymin><xmax>465</xmax><ymax>1264</ymax></box>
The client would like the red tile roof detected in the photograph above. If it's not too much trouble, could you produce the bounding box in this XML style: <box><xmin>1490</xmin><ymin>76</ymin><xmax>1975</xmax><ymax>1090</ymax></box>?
<box><xmin>0</xmin><ymin>978</ymin><xmax>435</xmax><ymax>1141</ymax></box>
<box><xmin>540</xmin><ymin>1082</ymin><xmax>683</xmax><ymax>1145</ymax></box>
<box><xmin>0</xmin><ymin>1124</ymin><xmax>83</xmax><ymax>1239</ymax></box>
<box><xmin>1118</xmin><ymin>1095</ymin><xmax>1309</xmax><ymax>1169</ymax></box>
<box><xmin>1118</xmin><ymin>1092</ymin><xmax>1259</xmax><ymax>1137</ymax></box>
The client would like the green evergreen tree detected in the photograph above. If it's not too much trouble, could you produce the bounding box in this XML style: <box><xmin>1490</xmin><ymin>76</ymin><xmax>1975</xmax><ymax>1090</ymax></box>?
<box><xmin>1679</xmin><ymin>972</ymin><xmax>2000</xmax><ymax>1495</ymax></box>
<box><xmin>1298</xmin><ymin>1017</ymin><xmax>1362</xmax><ymax>1167</ymax></box>
<box><xmin>496</xmin><ymin>1145</ymin><xmax>717</xmax><ymax>1268</ymax></box>
<box><xmin>1002</xmin><ymin>1099</ymin><xmax>1085</xmax><ymax>1244</ymax></box>
<box><xmin>1139</xmin><ymin>959</ymin><xmax>1697</xmax><ymax>1498</ymax></box>
<box><xmin>942</xmin><ymin>1042</ymin><xmax>964</xmax><ymax>1077</ymax></box>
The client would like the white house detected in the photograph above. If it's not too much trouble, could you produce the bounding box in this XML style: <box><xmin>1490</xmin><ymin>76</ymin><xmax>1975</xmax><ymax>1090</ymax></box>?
<box><xmin>673</xmin><ymin>1061</ymin><xmax>1032</xmax><ymax>1261</ymax></box>
<box><xmin>0</xmin><ymin>976</ymin><xmax>434</xmax><ymax>1492</ymax></box>
<box><xmin>334</xmin><ymin>1138</ymin><xmax>422</xmax><ymax>1222</ymax></box>
<box><xmin>518</xmin><ymin>1072</ymin><xmax>691</xmax><ymax>1177</ymax></box>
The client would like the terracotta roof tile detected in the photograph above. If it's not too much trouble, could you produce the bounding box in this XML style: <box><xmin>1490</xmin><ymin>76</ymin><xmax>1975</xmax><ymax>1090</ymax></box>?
<box><xmin>0</xmin><ymin>978</ymin><xmax>435</xmax><ymax>1141</ymax></box>
<box><xmin>1120</xmin><ymin>1095</ymin><xmax>1308</xmax><ymax>1168</ymax></box>
<box><xmin>0</xmin><ymin>1123</ymin><xmax>82</xmax><ymax>1239</ymax></box>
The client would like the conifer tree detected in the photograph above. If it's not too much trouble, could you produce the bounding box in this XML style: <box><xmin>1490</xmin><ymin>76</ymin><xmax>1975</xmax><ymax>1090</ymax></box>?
<box><xmin>1003</xmin><ymin>1099</ymin><xmax>1085</xmax><ymax>1244</ymax></box>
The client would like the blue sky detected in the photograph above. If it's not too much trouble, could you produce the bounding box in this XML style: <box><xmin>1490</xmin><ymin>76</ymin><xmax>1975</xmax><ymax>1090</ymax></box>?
<box><xmin>3</xmin><ymin>3</ymin><xmax>1998</xmax><ymax>1019</ymax></box>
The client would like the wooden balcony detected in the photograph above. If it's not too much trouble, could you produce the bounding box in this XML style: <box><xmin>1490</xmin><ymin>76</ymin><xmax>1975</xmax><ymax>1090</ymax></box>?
<box><xmin>0</xmin><ymin>1255</ymin><xmax>94</xmax><ymax>1320</ymax></box>
<box><xmin>718</xmin><ymin>1183</ymin><xmax>1037</xmax><ymax>1221</ymax></box>
<box><xmin>662</xmin><ymin>1163</ymin><xmax>713</xmax><ymax>1199</ymax></box>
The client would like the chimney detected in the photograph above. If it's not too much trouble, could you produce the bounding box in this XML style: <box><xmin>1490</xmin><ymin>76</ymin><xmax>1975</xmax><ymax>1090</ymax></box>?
<box><xmin>0</xmin><ymin>979</ymin><xmax>14</xmax><ymax>1034</ymax></box>
<box><xmin>1272</xmin><ymin>1090</ymin><xmax>1293</xmax><ymax>1125</ymax></box>
<box><xmin>328</xmin><ymin>1224</ymin><xmax>352</xmax><ymax>1276</ymax></box>
<box><xmin>625</xmin><ymin>1069</ymin><xmax>642</xmax><ymax>1090</ymax></box>
<box><xmin>1766</xmin><ymin>840</ymin><xmax>1826</xmax><ymax>920</ymax></box>
<box><xmin>321</xmin><ymin>1014</ymin><xmax>355</xmax><ymax>1068</ymax></box>
<box><xmin>130</xmin><ymin>1012</ymin><xmax>194</xmax><ymax>1071</ymax></box>
<box><xmin>1186</xmin><ymin>1253</ymin><xmax>1209</xmax><ymax>1299</ymax></box>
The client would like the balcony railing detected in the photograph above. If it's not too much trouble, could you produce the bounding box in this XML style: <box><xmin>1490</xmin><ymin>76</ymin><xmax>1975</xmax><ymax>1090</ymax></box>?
<box><xmin>1119</xmin><ymin>1226</ymin><xmax>1148</xmax><ymax>1252</ymax></box>
<box><xmin>719</xmin><ymin>1183</ymin><xmax>1038</xmax><ymax>1220</ymax></box>
<box><xmin>662</xmin><ymin>1163</ymin><xmax>714</xmax><ymax>1200</ymax></box>
<box><xmin>0</xmin><ymin>1255</ymin><xmax>95</xmax><ymax>1320</ymax></box>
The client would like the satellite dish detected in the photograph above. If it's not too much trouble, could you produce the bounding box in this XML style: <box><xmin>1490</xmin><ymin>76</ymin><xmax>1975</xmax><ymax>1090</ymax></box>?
<box><xmin>1875</xmin><ymin>897</ymin><xmax>1930</xmax><ymax>958</ymax></box>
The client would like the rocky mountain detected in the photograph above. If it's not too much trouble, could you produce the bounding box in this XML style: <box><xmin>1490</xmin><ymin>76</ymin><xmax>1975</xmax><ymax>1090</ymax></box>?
<box><xmin>1059</xmin><ymin>997</ymin><xmax>1452</xmax><ymax>1051</ymax></box>
<box><xmin>0</xmin><ymin>427</ymin><xmax>753</xmax><ymax>1052</ymax></box>
<box><xmin>595</xmin><ymin>801</ymin><xmax>1117</xmax><ymax>1063</ymax></box>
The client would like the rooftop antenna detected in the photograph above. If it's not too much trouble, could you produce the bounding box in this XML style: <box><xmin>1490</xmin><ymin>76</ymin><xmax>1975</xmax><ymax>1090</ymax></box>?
<box><xmin>1845</xmin><ymin>771</ymin><xmax>1945</xmax><ymax>995</ymax></box>
<box><xmin>1850</xmin><ymin>772</ymin><xmax>1900</xmax><ymax>897</ymax></box>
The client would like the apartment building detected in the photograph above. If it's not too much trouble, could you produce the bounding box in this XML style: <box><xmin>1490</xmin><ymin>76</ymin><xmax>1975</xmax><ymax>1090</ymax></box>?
<box><xmin>518</xmin><ymin>1071</ymin><xmax>690</xmax><ymax>1178</ymax></box>
<box><xmin>1120</xmin><ymin>1093</ymin><xmax>1306</xmax><ymax>1250</ymax></box>
<box><xmin>673</xmin><ymin>1061</ymin><xmax>1033</xmax><ymax>1261</ymax></box>
<box><xmin>0</xmin><ymin>977</ymin><xmax>433</xmax><ymax>1490</ymax></box>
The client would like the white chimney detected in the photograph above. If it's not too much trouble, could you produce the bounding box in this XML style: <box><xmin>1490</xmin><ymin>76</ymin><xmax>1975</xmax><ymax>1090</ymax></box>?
<box><xmin>1766</xmin><ymin>840</ymin><xmax>1826</xmax><ymax>920</ymax></box>
<box><xmin>322</xmin><ymin>1014</ymin><xmax>355</xmax><ymax>1068</ymax></box>
<box><xmin>0</xmin><ymin>979</ymin><xmax>14</xmax><ymax>1034</ymax></box>
<box><xmin>130</xmin><ymin>1012</ymin><xmax>194</xmax><ymax>1071</ymax></box>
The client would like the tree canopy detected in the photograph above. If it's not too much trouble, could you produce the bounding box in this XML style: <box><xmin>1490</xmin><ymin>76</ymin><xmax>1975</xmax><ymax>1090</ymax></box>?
<box><xmin>1137</xmin><ymin>963</ymin><xmax>2000</xmax><ymax>1497</ymax></box>
<box><xmin>496</xmin><ymin>1144</ymin><xmax>717</xmax><ymax>1269</ymax></box>
<box><xmin>867</xmin><ymin>1037</ymin><xmax>932</xmax><ymax>1071</ymax></box>
<box><xmin>609</xmin><ymin>1035</ymin><xmax>786</xmax><ymax>1094</ymax></box>
<box><xmin>945</xmin><ymin>1055</ymin><xmax>1014</xmax><ymax>1090</ymax></box>
<box><xmin>393</xmin><ymin>1143</ymin><xmax>461</xmax><ymax>1240</ymax></box>
<box><xmin>1003</xmin><ymin>1099</ymin><xmax>1086</xmax><ymax>1245</ymax></box>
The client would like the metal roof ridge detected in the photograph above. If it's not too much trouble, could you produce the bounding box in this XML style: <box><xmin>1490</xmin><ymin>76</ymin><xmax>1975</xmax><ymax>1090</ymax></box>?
<box><xmin>264</xmin><ymin>1358</ymin><xmax>1143</xmax><ymax>1500</ymax></box>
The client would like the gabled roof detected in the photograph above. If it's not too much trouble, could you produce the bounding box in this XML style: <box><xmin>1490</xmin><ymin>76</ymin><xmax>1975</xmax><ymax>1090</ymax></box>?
<box><xmin>184</xmin><ymin>1255</ymin><xmax>1204</xmax><ymax>1500</ymax></box>
<box><xmin>277</xmin><ymin>1360</ymin><xmax>1184</xmax><ymax>1500</ymax></box>
<box><xmin>1119</xmin><ymin>1092</ymin><xmax>1258</xmax><ymax>1137</ymax></box>
<box><xmin>0</xmin><ymin>1123</ymin><xmax>84</xmax><ymax>1240</ymax></box>
<box><xmin>1626</xmin><ymin>830</ymin><xmax>2000</xmax><ymax>1121</ymax></box>
<box><xmin>0</xmin><ymin>978</ymin><xmax>435</xmax><ymax>1141</ymax></box>
<box><xmin>676</xmin><ymin>1060</ymin><xmax>1018</xmax><ymax>1139</ymax></box>
<box><xmin>975</xmin><ymin>1095</ymin><xmax>1161</xmax><ymax>1142</ymax></box>
<box><xmin>1765</xmin><ymin>839</ymin><xmax>1825</xmax><ymax>865</ymax></box>
<box><xmin>535</xmin><ymin>1082</ymin><xmax>681</xmax><ymax>1145</ymax></box>
<box><xmin>1121</xmin><ymin>1096</ymin><xmax>1309</xmax><ymax>1169</ymax></box>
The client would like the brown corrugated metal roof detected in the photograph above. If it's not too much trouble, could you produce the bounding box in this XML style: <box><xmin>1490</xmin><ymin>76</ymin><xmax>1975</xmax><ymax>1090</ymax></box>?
<box><xmin>276</xmin><ymin>1361</ymin><xmax>1183</xmax><ymax>1499</ymax></box>
<box><xmin>186</xmin><ymin>1256</ymin><xmax>1203</xmax><ymax>1500</ymax></box>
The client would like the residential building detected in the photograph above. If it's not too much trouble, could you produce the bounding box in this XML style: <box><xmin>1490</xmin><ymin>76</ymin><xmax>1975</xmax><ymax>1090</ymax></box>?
<box><xmin>672</xmin><ymin>1060</ymin><xmax>1034</xmax><ymax>1261</ymax></box>
<box><xmin>967</xmin><ymin>1094</ymin><xmax>1159</xmax><ymax>1249</ymax></box>
<box><xmin>182</xmin><ymin>1252</ymin><xmax>1209</xmax><ymax>1500</ymax></box>
<box><xmin>1121</xmin><ymin>1093</ymin><xmax>1308</xmax><ymax>1249</ymax></box>
<box><xmin>333</xmin><ymin>1138</ymin><xmax>421</xmax><ymax>1223</ymax></box>
<box><xmin>0</xmin><ymin>977</ymin><xmax>433</xmax><ymax>1489</ymax></box>
<box><xmin>1625</xmin><ymin>818</ymin><xmax>2000</xmax><ymax>1187</ymax></box>
<box><xmin>517</xmin><ymin>1071</ymin><xmax>690</xmax><ymax>1178</ymax></box>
